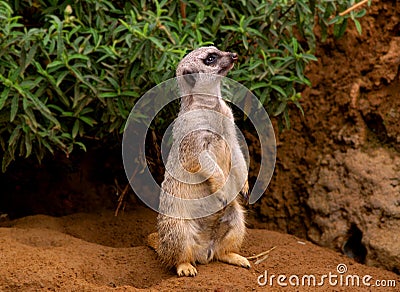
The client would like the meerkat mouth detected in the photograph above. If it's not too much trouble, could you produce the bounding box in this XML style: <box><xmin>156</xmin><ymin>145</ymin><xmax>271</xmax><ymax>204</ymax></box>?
<box><xmin>218</xmin><ymin>63</ymin><xmax>235</xmax><ymax>75</ymax></box>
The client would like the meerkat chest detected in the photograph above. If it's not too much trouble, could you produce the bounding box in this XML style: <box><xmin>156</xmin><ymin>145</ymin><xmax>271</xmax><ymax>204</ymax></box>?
<box><xmin>218</xmin><ymin>99</ymin><xmax>234</xmax><ymax>121</ymax></box>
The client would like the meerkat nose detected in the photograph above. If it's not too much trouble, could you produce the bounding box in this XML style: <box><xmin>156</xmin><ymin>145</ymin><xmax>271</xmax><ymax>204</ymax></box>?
<box><xmin>230</xmin><ymin>53</ymin><xmax>238</xmax><ymax>61</ymax></box>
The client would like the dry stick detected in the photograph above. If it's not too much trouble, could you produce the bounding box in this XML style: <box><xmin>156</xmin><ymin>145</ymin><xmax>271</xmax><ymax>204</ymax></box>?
<box><xmin>114</xmin><ymin>177</ymin><xmax>123</xmax><ymax>195</ymax></box>
<box><xmin>180</xmin><ymin>1</ymin><xmax>187</xmax><ymax>25</ymax></box>
<box><xmin>255</xmin><ymin>254</ymin><xmax>270</xmax><ymax>265</ymax></box>
<box><xmin>339</xmin><ymin>0</ymin><xmax>369</xmax><ymax>17</ymax></box>
<box><xmin>114</xmin><ymin>165</ymin><xmax>139</xmax><ymax>217</ymax></box>
<box><xmin>247</xmin><ymin>246</ymin><xmax>277</xmax><ymax>260</ymax></box>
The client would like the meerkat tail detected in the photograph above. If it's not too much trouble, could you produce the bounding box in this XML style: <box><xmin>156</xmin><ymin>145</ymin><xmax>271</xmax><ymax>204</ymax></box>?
<box><xmin>147</xmin><ymin>232</ymin><xmax>159</xmax><ymax>250</ymax></box>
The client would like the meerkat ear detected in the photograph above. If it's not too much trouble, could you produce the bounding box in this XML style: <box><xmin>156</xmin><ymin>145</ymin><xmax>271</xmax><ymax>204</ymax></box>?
<box><xmin>182</xmin><ymin>69</ymin><xmax>197</xmax><ymax>87</ymax></box>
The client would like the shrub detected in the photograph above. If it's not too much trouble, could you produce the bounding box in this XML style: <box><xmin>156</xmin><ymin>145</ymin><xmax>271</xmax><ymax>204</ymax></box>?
<box><xmin>0</xmin><ymin>0</ymin><xmax>370</xmax><ymax>171</ymax></box>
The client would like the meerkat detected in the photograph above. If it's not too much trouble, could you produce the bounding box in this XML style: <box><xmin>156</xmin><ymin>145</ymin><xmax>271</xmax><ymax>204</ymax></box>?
<box><xmin>149</xmin><ymin>46</ymin><xmax>250</xmax><ymax>277</ymax></box>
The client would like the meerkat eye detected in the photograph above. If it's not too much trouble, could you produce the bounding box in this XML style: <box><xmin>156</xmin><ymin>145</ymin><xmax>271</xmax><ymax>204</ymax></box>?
<box><xmin>203</xmin><ymin>53</ymin><xmax>218</xmax><ymax>65</ymax></box>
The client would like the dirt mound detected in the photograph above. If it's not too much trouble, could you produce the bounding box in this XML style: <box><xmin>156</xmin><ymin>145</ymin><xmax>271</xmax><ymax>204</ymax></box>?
<box><xmin>0</xmin><ymin>206</ymin><xmax>398</xmax><ymax>291</ymax></box>
<box><xmin>308</xmin><ymin>148</ymin><xmax>400</xmax><ymax>272</ymax></box>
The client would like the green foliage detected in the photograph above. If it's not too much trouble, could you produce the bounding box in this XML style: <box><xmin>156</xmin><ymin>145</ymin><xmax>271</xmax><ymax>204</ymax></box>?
<box><xmin>0</xmin><ymin>0</ymin><xmax>369</xmax><ymax>171</ymax></box>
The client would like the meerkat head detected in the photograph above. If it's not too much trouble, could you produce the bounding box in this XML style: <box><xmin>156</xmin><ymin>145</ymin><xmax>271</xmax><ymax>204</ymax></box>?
<box><xmin>176</xmin><ymin>46</ymin><xmax>238</xmax><ymax>94</ymax></box>
<box><xmin>176</xmin><ymin>46</ymin><xmax>238</xmax><ymax>78</ymax></box>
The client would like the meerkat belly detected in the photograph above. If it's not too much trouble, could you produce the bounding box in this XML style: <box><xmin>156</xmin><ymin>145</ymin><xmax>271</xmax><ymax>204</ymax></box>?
<box><xmin>191</xmin><ymin>220</ymin><xmax>220</xmax><ymax>264</ymax></box>
<box><xmin>192</xmin><ymin>200</ymin><xmax>244</xmax><ymax>264</ymax></box>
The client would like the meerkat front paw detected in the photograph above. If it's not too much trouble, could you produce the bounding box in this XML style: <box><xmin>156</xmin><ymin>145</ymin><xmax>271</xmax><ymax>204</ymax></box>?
<box><xmin>217</xmin><ymin>252</ymin><xmax>251</xmax><ymax>269</ymax></box>
<box><xmin>240</xmin><ymin>180</ymin><xmax>249</xmax><ymax>200</ymax></box>
<box><xmin>177</xmin><ymin>262</ymin><xmax>198</xmax><ymax>277</ymax></box>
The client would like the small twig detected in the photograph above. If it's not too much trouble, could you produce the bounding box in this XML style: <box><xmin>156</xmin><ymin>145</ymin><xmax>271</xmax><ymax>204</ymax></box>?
<box><xmin>158</xmin><ymin>25</ymin><xmax>176</xmax><ymax>45</ymax></box>
<box><xmin>247</xmin><ymin>246</ymin><xmax>277</xmax><ymax>260</ymax></box>
<box><xmin>339</xmin><ymin>0</ymin><xmax>369</xmax><ymax>17</ymax></box>
<box><xmin>82</xmin><ymin>135</ymin><xmax>100</xmax><ymax>140</ymax></box>
<box><xmin>180</xmin><ymin>1</ymin><xmax>187</xmax><ymax>25</ymax></box>
<box><xmin>280</xmin><ymin>3</ymin><xmax>296</xmax><ymax>20</ymax></box>
<box><xmin>255</xmin><ymin>254</ymin><xmax>269</xmax><ymax>265</ymax></box>
<box><xmin>114</xmin><ymin>166</ymin><xmax>139</xmax><ymax>217</ymax></box>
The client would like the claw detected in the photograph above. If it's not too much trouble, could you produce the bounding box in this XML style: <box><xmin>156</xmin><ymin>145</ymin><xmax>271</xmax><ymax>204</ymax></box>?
<box><xmin>240</xmin><ymin>180</ymin><xmax>249</xmax><ymax>203</ymax></box>
<box><xmin>177</xmin><ymin>263</ymin><xmax>198</xmax><ymax>277</ymax></box>
<box><xmin>241</xmin><ymin>190</ymin><xmax>249</xmax><ymax>202</ymax></box>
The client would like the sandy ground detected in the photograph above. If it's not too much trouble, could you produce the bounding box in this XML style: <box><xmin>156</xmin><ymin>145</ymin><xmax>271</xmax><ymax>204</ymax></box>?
<box><xmin>0</xmin><ymin>205</ymin><xmax>398</xmax><ymax>291</ymax></box>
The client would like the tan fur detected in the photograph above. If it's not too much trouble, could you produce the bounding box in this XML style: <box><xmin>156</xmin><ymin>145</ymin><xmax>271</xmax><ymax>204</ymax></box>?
<box><xmin>153</xmin><ymin>46</ymin><xmax>250</xmax><ymax>276</ymax></box>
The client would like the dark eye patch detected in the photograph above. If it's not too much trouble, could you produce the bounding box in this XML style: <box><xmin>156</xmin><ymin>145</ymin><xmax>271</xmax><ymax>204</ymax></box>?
<box><xmin>203</xmin><ymin>53</ymin><xmax>218</xmax><ymax>65</ymax></box>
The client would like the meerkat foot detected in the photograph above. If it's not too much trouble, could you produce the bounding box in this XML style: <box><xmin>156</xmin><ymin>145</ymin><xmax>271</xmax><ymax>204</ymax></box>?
<box><xmin>176</xmin><ymin>262</ymin><xmax>198</xmax><ymax>277</ymax></box>
<box><xmin>217</xmin><ymin>253</ymin><xmax>251</xmax><ymax>269</ymax></box>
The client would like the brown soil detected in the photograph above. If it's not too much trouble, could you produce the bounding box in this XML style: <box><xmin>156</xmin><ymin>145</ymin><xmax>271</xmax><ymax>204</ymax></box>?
<box><xmin>250</xmin><ymin>0</ymin><xmax>400</xmax><ymax>246</ymax></box>
<box><xmin>1</xmin><ymin>206</ymin><xmax>399</xmax><ymax>291</ymax></box>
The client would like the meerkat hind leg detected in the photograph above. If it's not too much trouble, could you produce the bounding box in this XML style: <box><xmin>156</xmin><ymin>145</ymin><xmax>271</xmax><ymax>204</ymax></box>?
<box><xmin>177</xmin><ymin>262</ymin><xmax>198</xmax><ymax>277</ymax></box>
<box><xmin>217</xmin><ymin>252</ymin><xmax>250</xmax><ymax>269</ymax></box>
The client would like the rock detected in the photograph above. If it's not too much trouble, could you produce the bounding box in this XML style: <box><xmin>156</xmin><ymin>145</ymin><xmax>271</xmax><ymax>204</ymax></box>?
<box><xmin>307</xmin><ymin>148</ymin><xmax>400</xmax><ymax>273</ymax></box>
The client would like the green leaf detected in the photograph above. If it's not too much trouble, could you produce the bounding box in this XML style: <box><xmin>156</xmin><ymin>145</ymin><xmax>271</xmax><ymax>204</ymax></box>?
<box><xmin>8</xmin><ymin>125</ymin><xmax>21</xmax><ymax>149</ymax></box>
<box><xmin>248</xmin><ymin>60</ymin><xmax>263</xmax><ymax>71</ymax></box>
<box><xmin>48</xmin><ymin>15</ymin><xmax>64</xmax><ymax>58</ymax></box>
<box><xmin>24</xmin><ymin>133</ymin><xmax>32</xmax><ymax>157</ymax></box>
<box><xmin>2</xmin><ymin>151</ymin><xmax>14</xmax><ymax>173</ymax></box>
<box><xmin>250</xmin><ymin>82</ymin><xmax>269</xmax><ymax>91</ymax></box>
<box><xmin>356</xmin><ymin>9</ymin><xmax>367</xmax><ymax>18</ymax></box>
<box><xmin>283</xmin><ymin>108</ymin><xmax>291</xmax><ymax>128</ymax></box>
<box><xmin>47</xmin><ymin>104</ymin><xmax>64</xmax><ymax>113</ymax></box>
<box><xmin>61</xmin><ymin>111</ymin><xmax>74</xmax><ymax>117</ymax></box>
<box><xmin>56</xmin><ymin>71</ymin><xmax>70</xmax><ymax>87</ymax></box>
<box><xmin>270</xmin><ymin>84</ymin><xmax>287</xmax><ymax>97</ymax></box>
<box><xmin>72</xmin><ymin>119</ymin><xmax>80</xmax><ymax>139</ymax></box>
<box><xmin>46</xmin><ymin>61</ymin><xmax>64</xmax><ymax>71</ymax></box>
<box><xmin>274</xmin><ymin>101</ymin><xmax>287</xmax><ymax>116</ymax></box>
<box><xmin>79</xmin><ymin>116</ymin><xmax>97</xmax><ymax>126</ymax></box>
<box><xmin>334</xmin><ymin>18</ymin><xmax>348</xmax><ymax>38</ymax></box>
<box><xmin>0</xmin><ymin>88</ymin><xmax>10</xmax><ymax>110</ymax></box>
<box><xmin>292</xmin><ymin>37</ymin><xmax>298</xmax><ymax>54</ymax></box>
<box><xmin>121</xmin><ymin>91</ymin><xmax>140</xmax><ymax>97</ymax></box>
<box><xmin>24</xmin><ymin>90</ymin><xmax>60</xmax><ymax>127</ymax></box>
<box><xmin>33</xmin><ymin>60</ymin><xmax>70</xmax><ymax>107</ymax></box>
<box><xmin>67</xmin><ymin>54</ymin><xmax>90</xmax><ymax>62</ymax></box>
<box><xmin>21</xmin><ymin>43</ymin><xmax>38</xmax><ymax>75</ymax></box>
<box><xmin>354</xmin><ymin>19</ymin><xmax>362</xmax><ymax>35</ymax></box>
<box><xmin>10</xmin><ymin>93</ymin><xmax>19</xmax><ymax>122</ymax></box>
<box><xmin>99</xmin><ymin>92</ymin><xmax>119</xmax><ymax>98</ymax></box>
<box><xmin>293</xmin><ymin>98</ymin><xmax>304</xmax><ymax>116</ymax></box>
<box><xmin>74</xmin><ymin>141</ymin><xmax>87</xmax><ymax>151</ymax></box>
<box><xmin>242</xmin><ymin>34</ymin><xmax>248</xmax><ymax>50</ymax></box>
